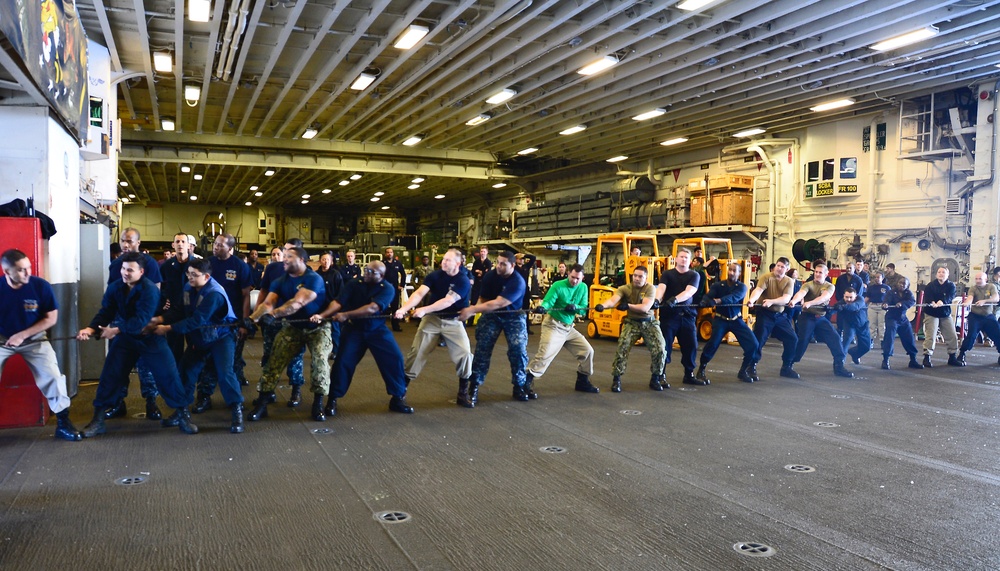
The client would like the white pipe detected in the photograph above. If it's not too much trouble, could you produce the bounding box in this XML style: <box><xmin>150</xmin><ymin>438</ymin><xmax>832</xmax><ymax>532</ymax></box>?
<box><xmin>222</xmin><ymin>0</ymin><xmax>252</xmax><ymax>82</ymax></box>
<box><xmin>747</xmin><ymin>144</ymin><xmax>776</xmax><ymax>265</ymax></box>
<box><xmin>647</xmin><ymin>159</ymin><xmax>662</xmax><ymax>184</ymax></box>
<box><xmin>215</xmin><ymin>0</ymin><xmax>241</xmax><ymax>80</ymax></box>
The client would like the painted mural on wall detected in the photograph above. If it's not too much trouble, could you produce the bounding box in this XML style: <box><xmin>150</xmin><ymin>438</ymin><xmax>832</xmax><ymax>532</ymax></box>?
<box><xmin>0</xmin><ymin>0</ymin><xmax>89</xmax><ymax>141</ymax></box>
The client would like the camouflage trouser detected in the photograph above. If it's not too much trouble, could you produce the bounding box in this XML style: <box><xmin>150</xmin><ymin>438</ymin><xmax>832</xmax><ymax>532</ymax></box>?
<box><xmin>261</xmin><ymin>319</ymin><xmax>305</xmax><ymax>387</ymax></box>
<box><xmin>113</xmin><ymin>356</ymin><xmax>160</xmax><ymax>402</ymax></box>
<box><xmin>611</xmin><ymin>318</ymin><xmax>666</xmax><ymax>377</ymax></box>
<box><xmin>259</xmin><ymin>322</ymin><xmax>332</xmax><ymax>395</ymax></box>
<box><xmin>471</xmin><ymin>312</ymin><xmax>528</xmax><ymax>387</ymax></box>
<box><xmin>196</xmin><ymin>335</ymin><xmax>247</xmax><ymax>396</ymax></box>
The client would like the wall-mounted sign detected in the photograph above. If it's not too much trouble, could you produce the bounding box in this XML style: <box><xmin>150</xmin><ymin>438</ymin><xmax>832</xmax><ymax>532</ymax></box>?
<box><xmin>700</xmin><ymin>163</ymin><xmax>710</xmax><ymax>170</ymax></box>
<box><xmin>815</xmin><ymin>182</ymin><xmax>834</xmax><ymax>197</ymax></box>
<box><xmin>838</xmin><ymin>184</ymin><xmax>858</xmax><ymax>194</ymax></box>
<box><xmin>899</xmin><ymin>242</ymin><xmax>912</xmax><ymax>253</ymax></box>
<box><xmin>863</xmin><ymin>126</ymin><xmax>871</xmax><ymax>153</ymax></box>
<box><xmin>876</xmin><ymin>123</ymin><xmax>887</xmax><ymax>151</ymax></box>
<box><xmin>805</xmin><ymin>184</ymin><xmax>813</xmax><ymax>198</ymax></box>
<box><xmin>840</xmin><ymin>157</ymin><xmax>857</xmax><ymax>179</ymax></box>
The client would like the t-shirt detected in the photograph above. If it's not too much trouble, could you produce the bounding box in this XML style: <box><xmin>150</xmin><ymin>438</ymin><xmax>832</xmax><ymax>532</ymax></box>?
<box><xmin>866</xmin><ymin>283</ymin><xmax>890</xmax><ymax>305</ymax></box>
<box><xmin>160</xmin><ymin>256</ymin><xmax>192</xmax><ymax>314</ymax></box>
<box><xmin>539</xmin><ymin>278</ymin><xmax>588</xmax><ymax>324</ymax></box>
<box><xmin>270</xmin><ymin>268</ymin><xmax>325</xmax><ymax>328</ymax></box>
<box><xmin>338</xmin><ymin>278</ymin><xmax>395</xmax><ymax>332</ymax></box>
<box><xmin>969</xmin><ymin>283</ymin><xmax>998</xmax><ymax>316</ymax></box>
<box><xmin>479</xmin><ymin>269</ymin><xmax>525</xmax><ymax>310</ymax></box>
<box><xmin>108</xmin><ymin>252</ymin><xmax>162</xmax><ymax>285</ymax></box>
<box><xmin>316</xmin><ymin>267</ymin><xmax>344</xmax><ymax>304</ymax></box>
<box><xmin>801</xmin><ymin>280</ymin><xmax>834</xmax><ymax>316</ymax></box>
<box><xmin>661</xmin><ymin>268</ymin><xmax>700</xmax><ymax>315</ymax></box>
<box><xmin>757</xmin><ymin>274</ymin><xmax>794</xmax><ymax>312</ymax></box>
<box><xmin>422</xmin><ymin>269</ymin><xmax>471</xmax><ymax>311</ymax></box>
<box><xmin>0</xmin><ymin>276</ymin><xmax>57</xmax><ymax>338</ymax></box>
<box><xmin>614</xmin><ymin>282</ymin><xmax>656</xmax><ymax>319</ymax></box>
<box><xmin>383</xmin><ymin>257</ymin><xmax>406</xmax><ymax>289</ymax></box>
<box><xmin>260</xmin><ymin>261</ymin><xmax>285</xmax><ymax>293</ymax></box>
<box><xmin>209</xmin><ymin>255</ymin><xmax>252</xmax><ymax>316</ymax></box>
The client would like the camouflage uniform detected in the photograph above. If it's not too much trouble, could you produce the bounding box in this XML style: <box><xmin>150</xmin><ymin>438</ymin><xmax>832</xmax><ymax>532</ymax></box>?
<box><xmin>260</xmin><ymin>321</ymin><xmax>332</xmax><ymax>395</ymax></box>
<box><xmin>471</xmin><ymin>313</ymin><xmax>528</xmax><ymax>387</ymax></box>
<box><xmin>260</xmin><ymin>319</ymin><xmax>304</xmax><ymax>387</ymax></box>
<box><xmin>610</xmin><ymin>282</ymin><xmax>666</xmax><ymax>378</ymax></box>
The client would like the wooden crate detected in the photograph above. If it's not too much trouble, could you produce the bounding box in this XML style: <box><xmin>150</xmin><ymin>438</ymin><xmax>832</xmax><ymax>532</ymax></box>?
<box><xmin>690</xmin><ymin>195</ymin><xmax>710</xmax><ymax>226</ymax></box>
<box><xmin>688</xmin><ymin>174</ymin><xmax>755</xmax><ymax>193</ymax></box>
<box><xmin>689</xmin><ymin>192</ymin><xmax>753</xmax><ymax>226</ymax></box>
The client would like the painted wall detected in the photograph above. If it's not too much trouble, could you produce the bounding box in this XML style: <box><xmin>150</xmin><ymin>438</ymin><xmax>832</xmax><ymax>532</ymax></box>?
<box><xmin>120</xmin><ymin>202</ymin><xmax>273</xmax><ymax>248</ymax></box>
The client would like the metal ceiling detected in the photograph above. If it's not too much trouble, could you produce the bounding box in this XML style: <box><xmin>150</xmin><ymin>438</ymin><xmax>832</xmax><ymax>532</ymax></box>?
<box><xmin>68</xmin><ymin>0</ymin><xmax>1000</xmax><ymax>210</ymax></box>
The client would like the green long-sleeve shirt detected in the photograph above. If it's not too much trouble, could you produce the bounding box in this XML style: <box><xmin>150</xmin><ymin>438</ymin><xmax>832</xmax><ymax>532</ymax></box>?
<box><xmin>539</xmin><ymin>278</ymin><xmax>588</xmax><ymax>325</ymax></box>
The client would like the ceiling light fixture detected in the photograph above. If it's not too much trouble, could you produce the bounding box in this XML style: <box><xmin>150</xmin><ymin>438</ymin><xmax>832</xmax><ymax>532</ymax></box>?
<box><xmin>517</xmin><ymin>147</ymin><xmax>539</xmax><ymax>155</ymax></box>
<box><xmin>810</xmin><ymin>98</ymin><xmax>856</xmax><ymax>112</ymax></box>
<box><xmin>492</xmin><ymin>182</ymin><xmax>507</xmax><ymax>188</ymax></box>
<box><xmin>301</xmin><ymin>200</ymin><xmax>309</xmax><ymax>204</ymax></box>
<box><xmin>486</xmin><ymin>88</ymin><xmax>517</xmax><ymax>105</ymax></box>
<box><xmin>370</xmin><ymin>197</ymin><xmax>380</xmax><ymax>202</ymax></box>
<box><xmin>249</xmin><ymin>185</ymin><xmax>258</xmax><ymax>190</ymax></box>
<box><xmin>394</xmin><ymin>24</ymin><xmax>429</xmax><ymax>50</ymax></box>
<box><xmin>871</xmin><ymin>26</ymin><xmax>939</xmax><ymax>52</ymax></box>
<box><xmin>190</xmin><ymin>195</ymin><xmax>198</xmax><ymax>201</ymax></box>
<box><xmin>733</xmin><ymin>127</ymin><xmax>766</xmax><ymax>138</ymax></box>
<box><xmin>351</xmin><ymin>72</ymin><xmax>377</xmax><ymax>91</ymax></box>
<box><xmin>632</xmin><ymin>108</ymin><xmax>666</xmax><ymax>121</ymax></box>
<box><xmin>188</xmin><ymin>0</ymin><xmax>211</xmax><ymax>22</ymax></box>
<box><xmin>578</xmin><ymin>55</ymin><xmax>618</xmax><ymax>76</ymax></box>
<box><xmin>119</xmin><ymin>181</ymin><xmax>128</xmax><ymax>187</ymax></box>
<box><xmin>402</xmin><ymin>134</ymin><xmax>423</xmax><ymax>146</ymax></box>
<box><xmin>411</xmin><ymin>177</ymin><xmax>424</xmax><ymax>183</ymax></box>
<box><xmin>381</xmin><ymin>206</ymin><xmax>390</xmax><ymax>210</ymax></box>
<box><xmin>322</xmin><ymin>188</ymin><xmax>332</xmax><ymax>194</ymax></box>
<box><xmin>434</xmin><ymin>194</ymin><xmax>445</xmax><ymax>199</ymax></box>
<box><xmin>302</xmin><ymin>128</ymin><xmax>318</xmax><ymax>139</ymax></box>
<box><xmin>350</xmin><ymin>174</ymin><xmax>363</xmax><ymax>180</ymax></box>
<box><xmin>254</xmin><ymin>191</ymin><xmax>263</xmax><ymax>197</ymax></box>
<box><xmin>128</xmin><ymin>194</ymin><xmax>135</xmax><ymax>199</ymax></box>
<box><xmin>607</xmin><ymin>155</ymin><xmax>629</xmax><ymax>163</ymax></box>
<box><xmin>374</xmin><ymin>191</ymin><xmax>385</xmax><ymax>197</ymax></box>
<box><xmin>181</xmin><ymin>165</ymin><xmax>191</xmax><ymax>173</ymax></box>
<box><xmin>121</xmin><ymin>197</ymin><xmax>129</xmax><ymax>203</ymax></box>
<box><xmin>408</xmin><ymin>184</ymin><xmax>420</xmax><ymax>190</ymax></box>
<box><xmin>181</xmin><ymin>189</ymin><xmax>187</xmax><ymax>193</ymax></box>
<box><xmin>302</xmin><ymin>194</ymin><xmax>311</xmax><ymax>199</ymax></box>
<box><xmin>193</xmin><ymin>174</ymin><xmax>203</xmax><ymax>181</ymax></box>
<box><xmin>660</xmin><ymin>137</ymin><xmax>689</xmax><ymax>146</ymax></box>
<box><xmin>184</xmin><ymin>84</ymin><xmax>201</xmax><ymax>106</ymax></box>
<box><xmin>466</xmin><ymin>113</ymin><xmax>492</xmax><ymax>126</ymax></box>
<box><xmin>676</xmin><ymin>0</ymin><xmax>718</xmax><ymax>10</ymax></box>
<box><xmin>264</xmin><ymin>168</ymin><xmax>275</xmax><ymax>176</ymax></box>
<box><xmin>153</xmin><ymin>51</ymin><xmax>173</xmax><ymax>73</ymax></box>
<box><xmin>339</xmin><ymin>180</ymin><xmax>350</xmax><ymax>186</ymax></box>
<box><xmin>161</xmin><ymin>117</ymin><xmax>175</xmax><ymax>131</ymax></box>
<box><xmin>559</xmin><ymin>125</ymin><xmax>587</xmax><ymax>135</ymax></box>
<box><xmin>245</xmin><ymin>201</ymin><xmax>252</xmax><ymax>206</ymax></box>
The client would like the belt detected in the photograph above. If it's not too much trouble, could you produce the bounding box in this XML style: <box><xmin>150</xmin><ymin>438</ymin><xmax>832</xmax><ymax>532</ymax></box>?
<box><xmin>715</xmin><ymin>314</ymin><xmax>742</xmax><ymax>321</ymax></box>
<box><xmin>626</xmin><ymin>316</ymin><xmax>653</xmax><ymax>323</ymax></box>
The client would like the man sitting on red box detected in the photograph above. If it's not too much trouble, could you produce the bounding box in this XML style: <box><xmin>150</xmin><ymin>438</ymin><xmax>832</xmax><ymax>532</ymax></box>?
<box><xmin>0</xmin><ymin>249</ymin><xmax>81</xmax><ymax>441</ymax></box>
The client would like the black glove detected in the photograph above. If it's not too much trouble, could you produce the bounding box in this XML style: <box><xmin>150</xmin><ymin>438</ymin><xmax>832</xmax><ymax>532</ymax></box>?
<box><xmin>747</xmin><ymin>305</ymin><xmax>758</xmax><ymax>314</ymax></box>
<box><xmin>616</xmin><ymin>301</ymin><xmax>630</xmax><ymax>312</ymax></box>
<box><xmin>563</xmin><ymin>303</ymin><xmax>577</xmax><ymax>312</ymax></box>
<box><xmin>700</xmin><ymin>297</ymin><xmax>716</xmax><ymax>308</ymax></box>
<box><xmin>833</xmin><ymin>302</ymin><xmax>846</xmax><ymax>312</ymax></box>
<box><xmin>242</xmin><ymin>317</ymin><xmax>258</xmax><ymax>338</ymax></box>
<box><xmin>258</xmin><ymin>313</ymin><xmax>276</xmax><ymax>328</ymax></box>
<box><xmin>595</xmin><ymin>304</ymin><xmax>606</xmax><ymax>312</ymax></box>
<box><xmin>663</xmin><ymin>296</ymin><xmax>677</xmax><ymax>308</ymax></box>
<box><xmin>532</xmin><ymin>305</ymin><xmax>547</xmax><ymax>314</ymax></box>
<box><xmin>650</xmin><ymin>300</ymin><xmax>660</xmax><ymax>310</ymax></box>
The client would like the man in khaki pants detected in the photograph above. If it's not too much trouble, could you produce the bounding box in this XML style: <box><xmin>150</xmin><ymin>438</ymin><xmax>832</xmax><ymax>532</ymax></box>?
<box><xmin>921</xmin><ymin>266</ymin><xmax>962</xmax><ymax>367</ymax></box>
<box><xmin>525</xmin><ymin>264</ymin><xmax>599</xmax><ymax>395</ymax></box>
<box><xmin>395</xmin><ymin>248</ymin><xmax>474</xmax><ymax>406</ymax></box>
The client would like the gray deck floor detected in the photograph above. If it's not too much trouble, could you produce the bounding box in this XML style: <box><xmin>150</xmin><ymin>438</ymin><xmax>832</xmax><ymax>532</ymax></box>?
<box><xmin>2</xmin><ymin>324</ymin><xmax>999</xmax><ymax>570</ymax></box>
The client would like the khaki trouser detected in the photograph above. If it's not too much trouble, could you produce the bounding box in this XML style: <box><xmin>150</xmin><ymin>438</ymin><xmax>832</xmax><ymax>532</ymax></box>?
<box><xmin>527</xmin><ymin>315</ymin><xmax>594</xmax><ymax>377</ymax></box>
<box><xmin>922</xmin><ymin>314</ymin><xmax>958</xmax><ymax>356</ymax></box>
<box><xmin>404</xmin><ymin>314</ymin><xmax>473</xmax><ymax>381</ymax></box>
<box><xmin>0</xmin><ymin>336</ymin><xmax>70</xmax><ymax>413</ymax></box>
<box><xmin>868</xmin><ymin>305</ymin><xmax>886</xmax><ymax>343</ymax></box>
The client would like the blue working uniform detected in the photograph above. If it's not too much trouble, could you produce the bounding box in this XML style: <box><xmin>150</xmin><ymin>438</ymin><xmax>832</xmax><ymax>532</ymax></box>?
<box><xmin>88</xmin><ymin>277</ymin><xmax>189</xmax><ymax>411</ymax></box>
<box><xmin>470</xmin><ymin>268</ymin><xmax>528</xmax><ymax>389</ymax></box>
<box><xmin>881</xmin><ymin>288</ymin><xmax>919</xmax><ymax>359</ymax></box>
<box><xmin>340</xmin><ymin>263</ymin><xmax>361</xmax><ymax>282</ymax></box>
<box><xmin>107</xmin><ymin>253</ymin><xmax>160</xmax><ymax>403</ymax></box>
<box><xmin>793</xmin><ymin>280</ymin><xmax>846</xmax><ymax>364</ymax></box>
<box><xmin>658</xmin><ymin>268</ymin><xmax>700</xmax><ymax>373</ymax></box>
<box><xmin>699</xmin><ymin>279</ymin><xmax>757</xmax><ymax>365</ymax></box>
<box><xmin>259</xmin><ymin>260</ymin><xmax>304</xmax><ymax>388</ymax></box>
<box><xmin>330</xmin><ymin>278</ymin><xmax>407</xmax><ymax>400</ymax></box>
<box><xmin>196</xmin><ymin>255</ymin><xmax>253</xmax><ymax>394</ymax></box>
<box><xmin>831</xmin><ymin>299</ymin><xmax>871</xmax><ymax>362</ymax></box>
<box><xmin>168</xmin><ymin>277</ymin><xmax>243</xmax><ymax>407</ymax></box>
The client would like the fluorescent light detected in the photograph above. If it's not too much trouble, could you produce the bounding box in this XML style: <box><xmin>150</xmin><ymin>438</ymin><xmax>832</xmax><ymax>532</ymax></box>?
<box><xmin>871</xmin><ymin>26</ymin><xmax>939</xmax><ymax>52</ymax></box>
<box><xmin>194</xmin><ymin>174</ymin><xmax>203</xmax><ymax>180</ymax></box>
<box><xmin>322</xmin><ymin>188</ymin><xmax>332</xmax><ymax>194</ymax></box>
<box><xmin>153</xmin><ymin>52</ymin><xmax>173</xmax><ymax>73</ymax></box>
<box><xmin>559</xmin><ymin>125</ymin><xmax>587</xmax><ymax>135</ymax></box>
<box><xmin>264</xmin><ymin>169</ymin><xmax>275</xmax><ymax>176</ymax></box>
<box><xmin>254</xmin><ymin>192</ymin><xmax>263</xmax><ymax>197</ymax></box>
<box><xmin>517</xmin><ymin>147</ymin><xmax>538</xmax><ymax>155</ymax></box>
<box><xmin>676</xmin><ymin>0</ymin><xmax>717</xmax><ymax>10</ymax></box>
<box><xmin>632</xmin><ymin>108</ymin><xmax>666</xmax><ymax>121</ymax></box>
<box><xmin>181</xmin><ymin>165</ymin><xmax>191</xmax><ymax>173</ymax></box>
<box><xmin>302</xmin><ymin>194</ymin><xmax>310</xmax><ymax>199</ymax></box>
<box><xmin>733</xmin><ymin>127</ymin><xmax>766</xmax><ymax>138</ymax></box>
<box><xmin>381</xmin><ymin>206</ymin><xmax>390</xmax><ymax>210</ymax></box>
<box><xmin>184</xmin><ymin>84</ymin><xmax>201</xmax><ymax>102</ymax></box>
<box><xmin>486</xmin><ymin>88</ymin><xmax>517</xmax><ymax>105</ymax></box>
<box><xmin>370</xmin><ymin>197</ymin><xmax>380</xmax><ymax>202</ymax></box>
<box><xmin>245</xmin><ymin>201</ymin><xmax>252</xmax><ymax>206</ymax></box>
<box><xmin>660</xmin><ymin>137</ymin><xmax>689</xmax><ymax>146</ymax></box>
<box><xmin>121</xmin><ymin>197</ymin><xmax>129</xmax><ymax>203</ymax></box>
<box><xmin>374</xmin><ymin>191</ymin><xmax>385</xmax><ymax>197</ymax></box>
<box><xmin>119</xmin><ymin>181</ymin><xmax>128</xmax><ymax>187</ymax></box>
<box><xmin>411</xmin><ymin>177</ymin><xmax>425</xmax><ymax>183</ymax></box>
<box><xmin>338</xmin><ymin>180</ymin><xmax>350</xmax><ymax>186</ymax></box>
<box><xmin>128</xmin><ymin>194</ymin><xmax>135</xmax><ymax>199</ymax></box>
<box><xmin>607</xmin><ymin>156</ymin><xmax>629</xmax><ymax>163</ymax></box>
<box><xmin>810</xmin><ymin>98</ymin><xmax>856</xmax><ymax>112</ymax></box>
<box><xmin>408</xmin><ymin>184</ymin><xmax>420</xmax><ymax>190</ymax></box>
<box><xmin>351</xmin><ymin>72</ymin><xmax>376</xmax><ymax>91</ymax></box>
<box><xmin>434</xmin><ymin>194</ymin><xmax>445</xmax><ymax>199</ymax></box>
<box><xmin>189</xmin><ymin>0</ymin><xmax>211</xmax><ymax>22</ymax></box>
<box><xmin>466</xmin><ymin>113</ymin><xmax>492</xmax><ymax>126</ymax></box>
<box><xmin>302</xmin><ymin>128</ymin><xmax>318</xmax><ymax>139</ymax></box>
<box><xmin>181</xmin><ymin>189</ymin><xmax>187</xmax><ymax>193</ymax></box>
<box><xmin>350</xmin><ymin>173</ymin><xmax>362</xmax><ymax>180</ymax></box>
<box><xmin>190</xmin><ymin>195</ymin><xmax>198</xmax><ymax>200</ymax></box>
<box><xmin>249</xmin><ymin>185</ymin><xmax>258</xmax><ymax>190</ymax></box>
<box><xmin>492</xmin><ymin>182</ymin><xmax>507</xmax><ymax>189</ymax></box>
<box><xmin>578</xmin><ymin>55</ymin><xmax>617</xmax><ymax>76</ymax></box>
<box><xmin>394</xmin><ymin>24</ymin><xmax>429</xmax><ymax>50</ymax></box>
<box><xmin>402</xmin><ymin>135</ymin><xmax>423</xmax><ymax>146</ymax></box>
<box><xmin>301</xmin><ymin>200</ymin><xmax>309</xmax><ymax>204</ymax></box>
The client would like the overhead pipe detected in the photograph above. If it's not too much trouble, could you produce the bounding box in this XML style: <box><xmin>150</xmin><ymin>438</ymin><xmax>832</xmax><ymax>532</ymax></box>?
<box><xmin>747</xmin><ymin>144</ymin><xmax>777</xmax><ymax>264</ymax></box>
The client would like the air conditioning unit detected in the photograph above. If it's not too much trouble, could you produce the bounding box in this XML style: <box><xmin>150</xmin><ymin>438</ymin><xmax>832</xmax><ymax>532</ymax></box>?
<box><xmin>945</xmin><ymin>197</ymin><xmax>965</xmax><ymax>215</ymax></box>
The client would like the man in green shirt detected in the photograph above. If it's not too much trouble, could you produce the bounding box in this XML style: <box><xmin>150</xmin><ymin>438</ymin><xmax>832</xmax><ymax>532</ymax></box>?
<box><xmin>526</xmin><ymin>264</ymin><xmax>599</xmax><ymax>394</ymax></box>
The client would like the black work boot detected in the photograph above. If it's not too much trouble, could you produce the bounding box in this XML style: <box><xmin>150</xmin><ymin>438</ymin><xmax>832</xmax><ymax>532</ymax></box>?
<box><xmin>779</xmin><ymin>364</ymin><xmax>800</xmax><ymax>379</ymax></box>
<box><xmin>389</xmin><ymin>395</ymin><xmax>414</xmax><ymax>413</ymax></box>
<box><xmin>54</xmin><ymin>409</ymin><xmax>82</xmax><ymax>442</ymax></box>
<box><xmin>192</xmin><ymin>393</ymin><xmax>213</xmax><ymax>414</ymax></box>
<box><xmin>311</xmin><ymin>393</ymin><xmax>326</xmax><ymax>422</ymax></box>
<box><xmin>922</xmin><ymin>354</ymin><xmax>933</xmax><ymax>368</ymax></box>
<box><xmin>82</xmin><ymin>407</ymin><xmax>106</xmax><ymax>438</ymax></box>
<box><xmin>175</xmin><ymin>408</ymin><xmax>198</xmax><ymax>434</ymax></box>
<box><xmin>230</xmin><ymin>403</ymin><xmax>245</xmax><ymax>434</ymax></box>
<box><xmin>288</xmin><ymin>386</ymin><xmax>302</xmax><ymax>408</ymax></box>
<box><xmin>457</xmin><ymin>378</ymin><xmax>474</xmax><ymax>407</ymax></box>
<box><xmin>161</xmin><ymin>409</ymin><xmax>181</xmax><ymax>427</ymax></box>
<box><xmin>523</xmin><ymin>372</ymin><xmax>539</xmax><ymax>400</ymax></box>
<box><xmin>649</xmin><ymin>373</ymin><xmax>664</xmax><ymax>391</ymax></box>
<box><xmin>103</xmin><ymin>400</ymin><xmax>126</xmax><ymax>419</ymax></box>
<box><xmin>324</xmin><ymin>397</ymin><xmax>337</xmax><ymax>417</ymax></box>
<box><xmin>467</xmin><ymin>384</ymin><xmax>479</xmax><ymax>408</ymax></box>
<box><xmin>833</xmin><ymin>360</ymin><xmax>855</xmax><ymax>378</ymax></box>
<box><xmin>908</xmin><ymin>354</ymin><xmax>924</xmax><ymax>369</ymax></box>
<box><xmin>691</xmin><ymin>366</ymin><xmax>710</xmax><ymax>385</ymax></box>
<box><xmin>512</xmin><ymin>384</ymin><xmax>530</xmax><ymax>402</ymax></box>
<box><xmin>748</xmin><ymin>361</ymin><xmax>761</xmax><ymax>382</ymax></box>
<box><xmin>145</xmin><ymin>397</ymin><xmax>162</xmax><ymax>421</ymax></box>
<box><xmin>575</xmin><ymin>372</ymin><xmax>600</xmax><ymax>393</ymax></box>
<box><xmin>948</xmin><ymin>353</ymin><xmax>966</xmax><ymax>367</ymax></box>
<box><xmin>611</xmin><ymin>375</ymin><xmax>622</xmax><ymax>393</ymax></box>
<box><xmin>248</xmin><ymin>392</ymin><xmax>273</xmax><ymax>421</ymax></box>
<box><xmin>882</xmin><ymin>357</ymin><xmax>891</xmax><ymax>370</ymax></box>
<box><xmin>737</xmin><ymin>360</ymin><xmax>753</xmax><ymax>383</ymax></box>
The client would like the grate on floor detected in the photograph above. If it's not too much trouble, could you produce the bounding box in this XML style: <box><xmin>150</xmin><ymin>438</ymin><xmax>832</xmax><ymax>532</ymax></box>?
<box><xmin>115</xmin><ymin>476</ymin><xmax>147</xmax><ymax>486</ymax></box>
<box><xmin>374</xmin><ymin>510</ymin><xmax>411</xmax><ymax>523</ymax></box>
<box><xmin>539</xmin><ymin>446</ymin><xmax>567</xmax><ymax>454</ymax></box>
<box><xmin>784</xmin><ymin>464</ymin><xmax>816</xmax><ymax>473</ymax></box>
<box><xmin>813</xmin><ymin>421</ymin><xmax>840</xmax><ymax>428</ymax></box>
<box><xmin>620</xmin><ymin>410</ymin><xmax>642</xmax><ymax>416</ymax></box>
<box><xmin>733</xmin><ymin>542</ymin><xmax>777</xmax><ymax>557</ymax></box>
